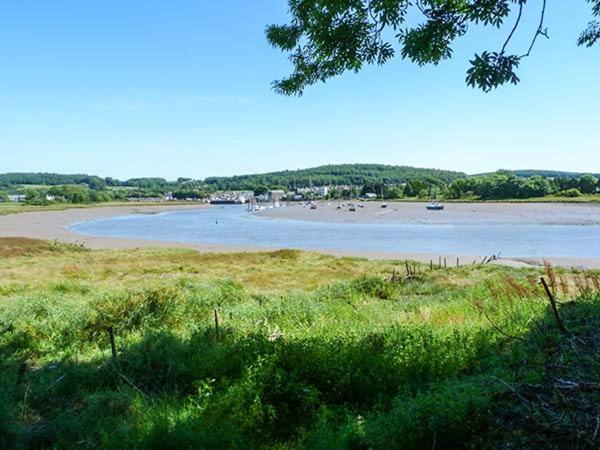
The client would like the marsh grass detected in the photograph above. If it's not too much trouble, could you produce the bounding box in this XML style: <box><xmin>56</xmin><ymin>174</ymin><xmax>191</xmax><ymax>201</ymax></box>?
<box><xmin>0</xmin><ymin>241</ymin><xmax>598</xmax><ymax>448</ymax></box>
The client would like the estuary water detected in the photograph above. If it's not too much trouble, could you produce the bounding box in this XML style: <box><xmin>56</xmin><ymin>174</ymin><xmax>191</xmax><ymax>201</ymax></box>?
<box><xmin>69</xmin><ymin>205</ymin><xmax>600</xmax><ymax>258</ymax></box>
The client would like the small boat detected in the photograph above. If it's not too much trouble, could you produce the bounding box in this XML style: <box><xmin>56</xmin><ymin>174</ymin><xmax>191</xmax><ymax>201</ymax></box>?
<box><xmin>426</xmin><ymin>202</ymin><xmax>444</xmax><ymax>211</ymax></box>
<box><xmin>379</xmin><ymin>188</ymin><xmax>387</xmax><ymax>208</ymax></box>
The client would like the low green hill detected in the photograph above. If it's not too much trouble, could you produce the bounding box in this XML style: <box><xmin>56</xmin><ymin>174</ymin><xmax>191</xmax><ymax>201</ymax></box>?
<box><xmin>204</xmin><ymin>164</ymin><xmax>466</xmax><ymax>190</ymax></box>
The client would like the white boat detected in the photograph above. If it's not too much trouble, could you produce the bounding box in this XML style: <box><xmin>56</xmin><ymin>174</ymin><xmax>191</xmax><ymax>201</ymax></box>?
<box><xmin>380</xmin><ymin>188</ymin><xmax>387</xmax><ymax>208</ymax></box>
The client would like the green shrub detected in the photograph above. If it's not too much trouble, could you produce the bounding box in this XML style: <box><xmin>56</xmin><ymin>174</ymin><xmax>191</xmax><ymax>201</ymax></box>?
<box><xmin>557</xmin><ymin>188</ymin><xmax>583</xmax><ymax>197</ymax></box>
<box><xmin>350</xmin><ymin>275</ymin><xmax>396</xmax><ymax>299</ymax></box>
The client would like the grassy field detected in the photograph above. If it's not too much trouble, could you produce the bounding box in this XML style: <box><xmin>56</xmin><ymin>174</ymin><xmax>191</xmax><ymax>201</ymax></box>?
<box><xmin>0</xmin><ymin>201</ymin><xmax>200</xmax><ymax>217</ymax></box>
<box><xmin>0</xmin><ymin>238</ymin><xmax>598</xmax><ymax>449</ymax></box>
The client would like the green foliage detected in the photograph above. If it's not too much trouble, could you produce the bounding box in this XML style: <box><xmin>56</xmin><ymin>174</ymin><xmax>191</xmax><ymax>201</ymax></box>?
<box><xmin>0</xmin><ymin>172</ymin><xmax>106</xmax><ymax>189</ymax></box>
<box><xmin>557</xmin><ymin>188</ymin><xmax>583</xmax><ymax>198</ymax></box>
<box><xmin>578</xmin><ymin>0</ymin><xmax>600</xmax><ymax>46</ymax></box>
<box><xmin>2</xmin><ymin>167</ymin><xmax>598</xmax><ymax>206</ymax></box>
<box><xmin>448</xmin><ymin>170</ymin><xmax>599</xmax><ymax>200</ymax></box>
<box><xmin>267</xmin><ymin>1</ymin><xmax>598</xmax><ymax>94</ymax></box>
<box><xmin>1</xmin><ymin>249</ymin><xmax>599</xmax><ymax>448</ymax></box>
<box><xmin>205</xmin><ymin>163</ymin><xmax>464</xmax><ymax>192</ymax></box>
<box><xmin>349</xmin><ymin>275</ymin><xmax>398</xmax><ymax>299</ymax></box>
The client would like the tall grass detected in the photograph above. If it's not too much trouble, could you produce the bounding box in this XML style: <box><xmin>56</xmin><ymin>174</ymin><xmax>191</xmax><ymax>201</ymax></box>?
<box><xmin>0</xmin><ymin>244</ymin><xmax>598</xmax><ymax>448</ymax></box>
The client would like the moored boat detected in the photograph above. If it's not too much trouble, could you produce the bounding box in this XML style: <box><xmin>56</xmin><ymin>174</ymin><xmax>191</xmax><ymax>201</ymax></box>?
<box><xmin>426</xmin><ymin>202</ymin><xmax>444</xmax><ymax>211</ymax></box>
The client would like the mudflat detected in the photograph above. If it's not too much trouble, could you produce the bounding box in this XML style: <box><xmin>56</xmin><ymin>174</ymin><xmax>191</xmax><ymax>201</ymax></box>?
<box><xmin>1</xmin><ymin>202</ymin><xmax>599</xmax><ymax>269</ymax></box>
<box><xmin>256</xmin><ymin>201</ymin><xmax>600</xmax><ymax>225</ymax></box>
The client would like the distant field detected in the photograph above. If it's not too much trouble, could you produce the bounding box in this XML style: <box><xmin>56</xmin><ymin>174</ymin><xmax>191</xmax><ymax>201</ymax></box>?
<box><xmin>14</xmin><ymin>183</ymin><xmax>83</xmax><ymax>190</ymax></box>
<box><xmin>0</xmin><ymin>200</ymin><xmax>196</xmax><ymax>216</ymax></box>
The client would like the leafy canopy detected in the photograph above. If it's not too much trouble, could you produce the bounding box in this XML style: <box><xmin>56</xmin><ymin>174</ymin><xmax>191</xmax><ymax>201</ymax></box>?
<box><xmin>267</xmin><ymin>0</ymin><xmax>600</xmax><ymax>95</ymax></box>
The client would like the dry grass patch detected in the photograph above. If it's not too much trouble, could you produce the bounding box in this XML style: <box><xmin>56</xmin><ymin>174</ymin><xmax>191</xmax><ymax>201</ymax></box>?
<box><xmin>0</xmin><ymin>245</ymin><xmax>402</xmax><ymax>293</ymax></box>
<box><xmin>0</xmin><ymin>237</ymin><xmax>54</xmax><ymax>257</ymax></box>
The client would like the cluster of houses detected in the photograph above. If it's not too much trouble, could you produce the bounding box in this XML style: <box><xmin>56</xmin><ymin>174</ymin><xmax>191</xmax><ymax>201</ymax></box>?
<box><xmin>1</xmin><ymin>194</ymin><xmax>56</xmax><ymax>202</ymax></box>
<box><xmin>6</xmin><ymin>194</ymin><xmax>27</xmax><ymax>202</ymax></box>
<box><xmin>125</xmin><ymin>192</ymin><xmax>182</xmax><ymax>203</ymax></box>
<box><xmin>209</xmin><ymin>187</ymin><xmax>332</xmax><ymax>205</ymax></box>
<box><xmin>2</xmin><ymin>186</ymin><xmax>385</xmax><ymax>205</ymax></box>
<box><xmin>208</xmin><ymin>186</ymin><xmax>380</xmax><ymax>205</ymax></box>
<box><xmin>2</xmin><ymin>194</ymin><xmax>56</xmax><ymax>202</ymax></box>
<box><xmin>209</xmin><ymin>191</ymin><xmax>254</xmax><ymax>204</ymax></box>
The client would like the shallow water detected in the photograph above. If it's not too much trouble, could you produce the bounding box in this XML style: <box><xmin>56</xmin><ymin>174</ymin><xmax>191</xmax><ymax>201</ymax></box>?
<box><xmin>70</xmin><ymin>205</ymin><xmax>600</xmax><ymax>258</ymax></box>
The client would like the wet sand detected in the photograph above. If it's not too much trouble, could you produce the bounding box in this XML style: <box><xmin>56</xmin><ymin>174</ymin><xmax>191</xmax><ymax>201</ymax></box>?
<box><xmin>252</xmin><ymin>202</ymin><xmax>600</xmax><ymax>269</ymax></box>
<box><xmin>256</xmin><ymin>201</ymin><xmax>600</xmax><ymax>225</ymax></box>
<box><xmin>0</xmin><ymin>202</ymin><xmax>599</xmax><ymax>269</ymax></box>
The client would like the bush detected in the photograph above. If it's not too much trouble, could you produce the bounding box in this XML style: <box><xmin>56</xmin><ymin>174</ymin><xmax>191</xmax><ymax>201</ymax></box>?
<box><xmin>350</xmin><ymin>275</ymin><xmax>397</xmax><ymax>299</ymax></box>
<box><xmin>557</xmin><ymin>188</ymin><xmax>583</xmax><ymax>197</ymax></box>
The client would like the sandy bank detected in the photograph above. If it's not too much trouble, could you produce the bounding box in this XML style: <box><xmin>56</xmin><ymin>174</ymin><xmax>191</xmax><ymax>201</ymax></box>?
<box><xmin>256</xmin><ymin>201</ymin><xmax>600</xmax><ymax>226</ymax></box>
<box><xmin>0</xmin><ymin>203</ymin><xmax>599</xmax><ymax>269</ymax></box>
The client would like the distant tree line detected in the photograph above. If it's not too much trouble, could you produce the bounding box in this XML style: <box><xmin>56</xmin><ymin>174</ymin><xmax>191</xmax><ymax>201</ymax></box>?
<box><xmin>1</xmin><ymin>166</ymin><xmax>599</xmax><ymax>205</ymax></box>
<box><xmin>447</xmin><ymin>171</ymin><xmax>599</xmax><ymax>200</ymax></box>
<box><xmin>204</xmin><ymin>164</ymin><xmax>465</xmax><ymax>191</ymax></box>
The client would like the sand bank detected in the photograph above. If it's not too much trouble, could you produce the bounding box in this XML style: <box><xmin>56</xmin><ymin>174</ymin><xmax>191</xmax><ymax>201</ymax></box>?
<box><xmin>256</xmin><ymin>201</ymin><xmax>600</xmax><ymax>225</ymax></box>
<box><xmin>0</xmin><ymin>203</ymin><xmax>599</xmax><ymax>269</ymax></box>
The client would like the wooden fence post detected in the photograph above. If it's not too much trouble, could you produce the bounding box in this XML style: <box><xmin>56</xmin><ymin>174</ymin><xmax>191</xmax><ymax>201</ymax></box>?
<box><xmin>540</xmin><ymin>277</ymin><xmax>568</xmax><ymax>335</ymax></box>
<box><xmin>108</xmin><ymin>327</ymin><xmax>117</xmax><ymax>360</ymax></box>
<box><xmin>214</xmin><ymin>309</ymin><xmax>220</xmax><ymax>341</ymax></box>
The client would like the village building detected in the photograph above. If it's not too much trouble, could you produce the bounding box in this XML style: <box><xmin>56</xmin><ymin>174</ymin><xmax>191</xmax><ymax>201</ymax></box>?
<box><xmin>268</xmin><ymin>190</ymin><xmax>286</xmax><ymax>203</ymax></box>
<box><xmin>8</xmin><ymin>194</ymin><xmax>26</xmax><ymax>202</ymax></box>
<box><xmin>210</xmin><ymin>191</ymin><xmax>254</xmax><ymax>204</ymax></box>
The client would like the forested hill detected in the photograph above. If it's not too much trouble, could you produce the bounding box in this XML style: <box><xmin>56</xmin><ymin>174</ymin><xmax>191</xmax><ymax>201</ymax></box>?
<box><xmin>476</xmin><ymin>169</ymin><xmax>600</xmax><ymax>179</ymax></box>
<box><xmin>0</xmin><ymin>173</ymin><xmax>107</xmax><ymax>189</ymax></box>
<box><xmin>204</xmin><ymin>164</ymin><xmax>466</xmax><ymax>190</ymax></box>
<box><xmin>0</xmin><ymin>173</ymin><xmax>170</xmax><ymax>190</ymax></box>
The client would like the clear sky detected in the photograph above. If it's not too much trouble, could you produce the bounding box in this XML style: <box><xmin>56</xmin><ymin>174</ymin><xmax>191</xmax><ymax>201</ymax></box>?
<box><xmin>0</xmin><ymin>1</ymin><xmax>598</xmax><ymax>180</ymax></box>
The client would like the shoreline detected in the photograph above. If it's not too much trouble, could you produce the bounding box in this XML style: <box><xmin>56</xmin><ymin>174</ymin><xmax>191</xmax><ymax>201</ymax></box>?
<box><xmin>0</xmin><ymin>203</ymin><xmax>599</xmax><ymax>269</ymax></box>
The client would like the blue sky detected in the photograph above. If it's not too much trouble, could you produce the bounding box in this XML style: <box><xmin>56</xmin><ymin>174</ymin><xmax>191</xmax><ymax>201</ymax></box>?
<box><xmin>0</xmin><ymin>1</ymin><xmax>598</xmax><ymax>179</ymax></box>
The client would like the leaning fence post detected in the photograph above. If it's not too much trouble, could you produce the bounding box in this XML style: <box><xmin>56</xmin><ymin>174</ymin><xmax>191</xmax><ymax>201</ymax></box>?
<box><xmin>107</xmin><ymin>327</ymin><xmax>117</xmax><ymax>360</ymax></box>
<box><xmin>214</xmin><ymin>309</ymin><xmax>220</xmax><ymax>341</ymax></box>
<box><xmin>540</xmin><ymin>277</ymin><xmax>568</xmax><ymax>335</ymax></box>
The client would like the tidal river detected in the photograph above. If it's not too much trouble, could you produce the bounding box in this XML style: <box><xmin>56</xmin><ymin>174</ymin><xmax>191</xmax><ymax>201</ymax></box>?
<box><xmin>69</xmin><ymin>204</ymin><xmax>600</xmax><ymax>258</ymax></box>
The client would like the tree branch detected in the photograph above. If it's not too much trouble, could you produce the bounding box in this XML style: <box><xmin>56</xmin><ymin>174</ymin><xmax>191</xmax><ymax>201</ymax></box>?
<box><xmin>521</xmin><ymin>0</ymin><xmax>548</xmax><ymax>58</ymax></box>
<box><xmin>501</xmin><ymin>2</ymin><xmax>524</xmax><ymax>55</ymax></box>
